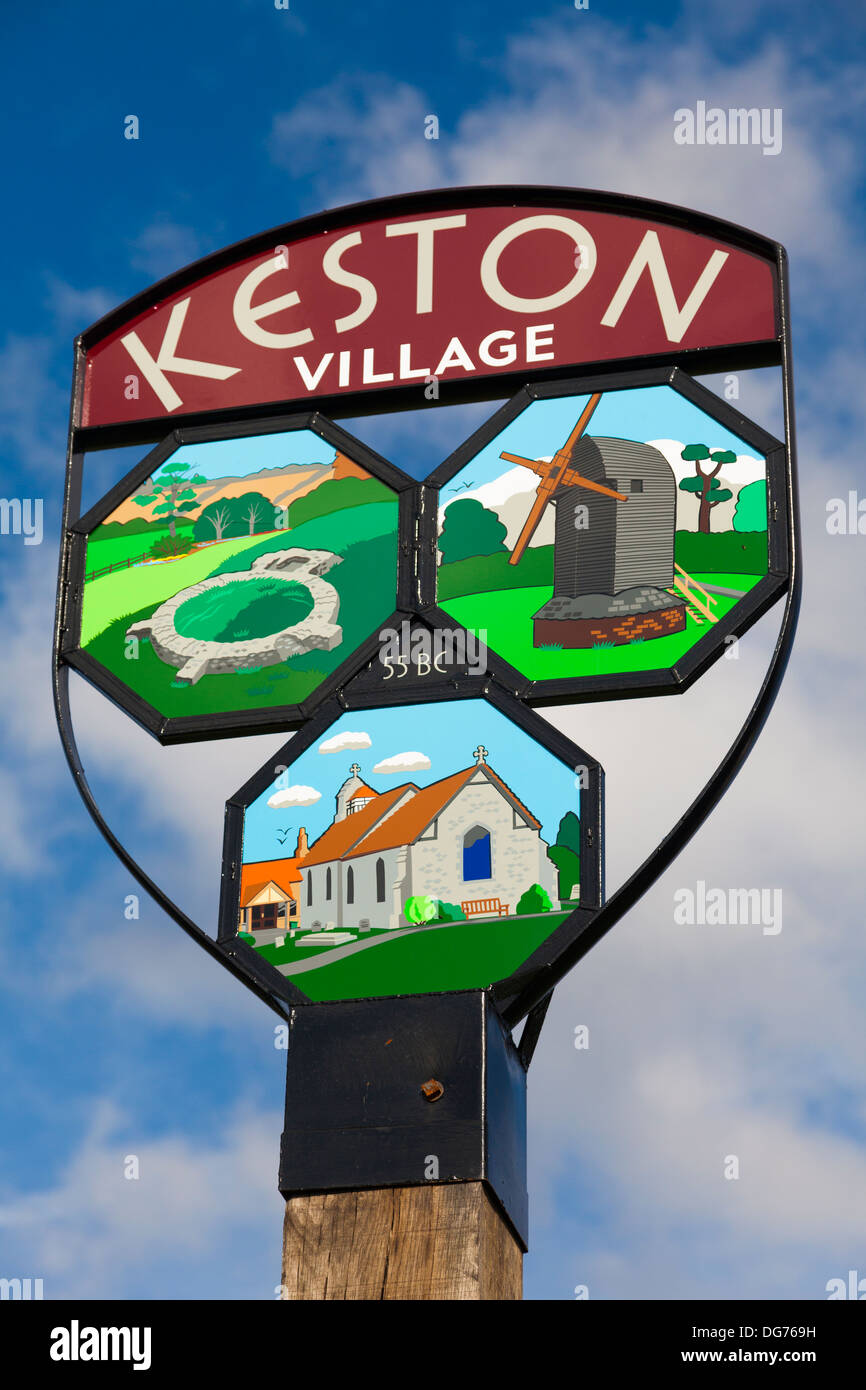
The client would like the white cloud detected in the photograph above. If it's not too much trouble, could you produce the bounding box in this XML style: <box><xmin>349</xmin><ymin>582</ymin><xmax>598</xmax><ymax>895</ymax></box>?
<box><xmin>43</xmin><ymin>275</ymin><xmax>115</xmax><ymax>330</ymax></box>
<box><xmin>372</xmin><ymin>751</ymin><xmax>431</xmax><ymax>774</ymax></box>
<box><xmin>128</xmin><ymin>219</ymin><xmax>208</xmax><ymax>280</ymax></box>
<box><xmin>0</xmin><ymin>1101</ymin><xmax>280</xmax><ymax>1298</ymax></box>
<box><xmin>266</xmin><ymin>785</ymin><xmax>321</xmax><ymax>809</ymax></box>
<box><xmin>317</xmin><ymin>730</ymin><xmax>372</xmax><ymax>754</ymax></box>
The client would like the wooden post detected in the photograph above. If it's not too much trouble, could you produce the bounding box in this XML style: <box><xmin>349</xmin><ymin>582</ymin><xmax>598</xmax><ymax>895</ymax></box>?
<box><xmin>281</xmin><ymin>1183</ymin><xmax>523</xmax><ymax>1300</ymax></box>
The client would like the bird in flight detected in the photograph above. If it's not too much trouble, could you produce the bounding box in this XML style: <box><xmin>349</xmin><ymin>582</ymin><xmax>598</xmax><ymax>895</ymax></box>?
<box><xmin>448</xmin><ymin>480</ymin><xmax>474</xmax><ymax>492</ymax></box>
<box><xmin>275</xmin><ymin>828</ymin><xmax>293</xmax><ymax>845</ymax></box>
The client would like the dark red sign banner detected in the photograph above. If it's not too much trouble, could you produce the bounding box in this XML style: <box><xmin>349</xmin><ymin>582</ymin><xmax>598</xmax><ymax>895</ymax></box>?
<box><xmin>79</xmin><ymin>190</ymin><xmax>780</xmax><ymax>431</ymax></box>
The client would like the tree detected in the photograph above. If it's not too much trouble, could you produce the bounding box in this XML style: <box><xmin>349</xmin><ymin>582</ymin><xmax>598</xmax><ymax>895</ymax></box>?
<box><xmin>438</xmin><ymin>498</ymin><xmax>508</xmax><ymax>564</ymax></box>
<box><xmin>235</xmin><ymin>491</ymin><xmax>274</xmax><ymax>536</ymax></box>
<box><xmin>547</xmin><ymin>810</ymin><xmax>581</xmax><ymax>899</ymax></box>
<box><xmin>194</xmin><ymin>500</ymin><xmax>234</xmax><ymax>543</ymax></box>
<box><xmin>516</xmin><ymin>884</ymin><xmax>553</xmax><ymax>915</ymax></box>
<box><xmin>733</xmin><ymin>478</ymin><xmax>767</xmax><ymax>532</ymax></box>
<box><xmin>678</xmin><ymin>444</ymin><xmax>735</xmax><ymax>533</ymax></box>
<box><xmin>134</xmin><ymin>459</ymin><xmax>206</xmax><ymax>545</ymax></box>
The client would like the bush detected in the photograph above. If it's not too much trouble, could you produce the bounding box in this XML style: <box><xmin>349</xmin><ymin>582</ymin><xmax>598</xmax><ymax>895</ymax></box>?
<box><xmin>404</xmin><ymin>895</ymin><xmax>437</xmax><ymax>924</ymax></box>
<box><xmin>238</xmin><ymin>931</ymin><xmax>256</xmax><ymax>944</ymax></box>
<box><xmin>149</xmin><ymin>533</ymin><xmax>196</xmax><ymax>559</ymax></box>
<box><xmin>436</xmin><ymin>900</ymin><xmax>466</xmax><ymax>922</ymax></box>
<box><xmin>516</xmin><ymin>884</ymin><xmax>553</xmax><ymax>915</ymax></box>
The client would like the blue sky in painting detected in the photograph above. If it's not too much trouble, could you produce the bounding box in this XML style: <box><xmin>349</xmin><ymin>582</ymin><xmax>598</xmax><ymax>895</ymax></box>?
<box><xmin>444</xmin><ymin>385</ymin><xmax>765</xmax><ymax>493</ymax></box>
<box><xmin>1</xmin><ymin>0</ymin><xmax>865</xmax><ymax>1305</ymax></box>
<box><xmin>242</xmin><ymin>700</ymin><xmax>579</xmax><ymax>862</ymax></box>
<box><xmin>172</xmin><ymin>430</ymin><xmax>337</xmax><ymax>481</ymax></box>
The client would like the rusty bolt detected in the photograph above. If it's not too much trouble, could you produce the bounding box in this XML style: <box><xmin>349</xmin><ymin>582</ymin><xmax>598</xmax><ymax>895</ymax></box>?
<box><xmin>420</xmin><ymin>1078</ymin><xmax>444</xmax><ymax>1102</ymax></box>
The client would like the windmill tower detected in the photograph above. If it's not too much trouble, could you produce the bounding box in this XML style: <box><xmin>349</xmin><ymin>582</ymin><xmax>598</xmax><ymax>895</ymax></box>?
<box><xmin>503</xmin><ymin>394</ymin><xmax>687</xmax><ymax>649</ymax></box>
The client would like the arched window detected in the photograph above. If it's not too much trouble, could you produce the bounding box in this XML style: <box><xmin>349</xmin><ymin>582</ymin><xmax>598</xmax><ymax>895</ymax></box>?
<box><xmin>306</xmin><ymin>872</ymin><xmax>312</xmax><ymax>907</ymax></box>
<box><xmin>376</xmin><ymin>858</ymin><xmax>386</xmax><ymax>902</ymax></box>
<box><xmin>346</xmin><ymin>866</ymin><xmax>354</xmax><ymax>904</ymax></box>
<box><xmin>325</xmin><ymin>866</ymin><xmax>332</xmax><ymax>900</ymax></box>
<box><xmin>463</xmin><ymin>825</ymin><xmax>491</xmax><ymax>880</ymax></box>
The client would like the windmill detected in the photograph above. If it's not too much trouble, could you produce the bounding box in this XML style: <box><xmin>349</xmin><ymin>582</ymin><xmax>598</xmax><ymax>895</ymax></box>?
<box><xmin>501</xmin><ymin>393</ymin><xmax>628</xmax><ymax>565</ymax></box>
<box><xmin>499</xmin><ymin>392</ymin><xmax>689</xmax><ymax>649</ymax></box>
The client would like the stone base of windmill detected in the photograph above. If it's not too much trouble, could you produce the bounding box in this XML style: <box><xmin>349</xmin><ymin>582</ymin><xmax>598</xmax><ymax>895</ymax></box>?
<box><xmin>533</xmin><ymin>587</ymin><xmax>687</xmax><ymax>649</ymax></box>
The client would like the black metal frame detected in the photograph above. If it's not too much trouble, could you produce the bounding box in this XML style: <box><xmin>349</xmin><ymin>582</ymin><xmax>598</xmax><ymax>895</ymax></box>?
<box><xmin>60</xmin><ymin>411</ymin><xmax>419</xmax><ymax>743</ymax></box>
<box><xmin>53</xmin><ymin>184</ymin><xmax>800</xmax><ymax>1043</ymax></box>
<box><xmin>217</xmin><ymin>683</ymin><xmax>604</xmax><ymax>1013</ymax></box>
<box><xmin>423</xmin><ymin>364</ymin><xmax>789</xmax><ymax>706</ymax></box>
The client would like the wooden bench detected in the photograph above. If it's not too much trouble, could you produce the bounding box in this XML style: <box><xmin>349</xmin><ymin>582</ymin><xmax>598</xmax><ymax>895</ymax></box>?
<box><xmin>461</xmin><ymin>897</ymin><xmax>510</xmax><ymax>918</ymax></box>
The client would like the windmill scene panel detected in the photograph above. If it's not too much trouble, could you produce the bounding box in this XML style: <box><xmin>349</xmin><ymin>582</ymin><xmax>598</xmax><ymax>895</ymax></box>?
<box><xmin>435</xmin><ymin>384</ymin><xmax>770</xmax><ymax>680</ymax></box>
<box><xmin>234</xmin><ymin>701</ymin><xmax>584</xmax><ymax>1002</ymax></box>
<box><xmin>78</xmin><ymin>428</ymin><xmax>401</xmax><ymax>719</ymax></box>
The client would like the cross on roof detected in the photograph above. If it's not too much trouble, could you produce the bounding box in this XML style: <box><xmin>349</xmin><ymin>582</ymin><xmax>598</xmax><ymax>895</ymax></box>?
<box><xmin>474</xmin><ymin>745</ymin><xmax>488</xmax><ymax>765</ymax></box>
<box><xmin>349</xmin><ymin>763</ymin><xmax>361</xmax><ymax>778</ymax></box>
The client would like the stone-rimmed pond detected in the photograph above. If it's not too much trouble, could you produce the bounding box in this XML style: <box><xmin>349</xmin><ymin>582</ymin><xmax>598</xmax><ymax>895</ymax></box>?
<box><xmin>174</xmin><ymin>576</ymin><xmax>315</xmax><ymax>643</ymax></box>
<box><xmin>126</xmin><ymin>547</ymin><xmax>344</xmax><ymax>685</ymax></box>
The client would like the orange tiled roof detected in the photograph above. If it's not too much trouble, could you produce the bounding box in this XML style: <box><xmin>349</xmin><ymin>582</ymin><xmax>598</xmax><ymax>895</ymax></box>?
<box><xmin>345</xmin><ymin>768</ymin><xmax>473</xmax><ymax>858</ymax></box>
<box><xmin>301</xmin><ymin>785</ymin><xmax>415</xmax><ymax>867</ymax></box>
<box><xmin>240</xmin><ymin>857</ymin><xmax>302</xmax><ymax>907</ymax></box>
<box><xmin>344</xmin><ymin>764</ymin><xmax>540</xmax><ymax>859</ymax></box>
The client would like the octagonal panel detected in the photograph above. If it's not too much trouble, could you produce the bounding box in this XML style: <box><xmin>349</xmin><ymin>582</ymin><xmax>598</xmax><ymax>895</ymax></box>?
<box><xmin>220</xmin><ymin>693</ymin><xmax>603</xmax><ymax>1006</ymax></box>
<box><xmin>66</xmin><ymin>414</ymin><xmax>414</xmax><ymax>740</ymax></box>
<box><xmin>425</xmin><ymin>366</ymin><xmax>788</xmax><ymax>702</ymax></box>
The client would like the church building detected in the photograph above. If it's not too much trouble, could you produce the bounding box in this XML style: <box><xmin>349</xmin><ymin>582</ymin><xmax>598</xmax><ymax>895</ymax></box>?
<box><xmin>298</xmin><ymin>747</ymin><xmax>559</xmax><ymax>931</ymax></box>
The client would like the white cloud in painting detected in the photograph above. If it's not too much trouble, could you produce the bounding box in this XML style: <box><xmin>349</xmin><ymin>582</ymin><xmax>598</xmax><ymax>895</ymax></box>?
<box><xmin>372</xmin><ymin>751</ymin><xmax>431</xmax><ymax>774</ymax></box>
<box><xmin>267</xmin><ymin>785</ymin><xmax>321</xmax><ymax>809</ymax></box>
<box><xmin>440</xmin><ymin>466</ymin><xmax>554</xmax><ymax>551</ymax></box>
<box><xmin>317</xmin><ymin>731</ymin><xmax>372</xmax><ymax>754</ymax></box>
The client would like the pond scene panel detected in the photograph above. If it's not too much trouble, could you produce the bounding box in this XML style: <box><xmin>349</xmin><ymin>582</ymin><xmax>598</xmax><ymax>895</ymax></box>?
<box><xmin>79</xmin><ymin>428</ymin><xmax>401</xmax><ymax>718</ymax></box>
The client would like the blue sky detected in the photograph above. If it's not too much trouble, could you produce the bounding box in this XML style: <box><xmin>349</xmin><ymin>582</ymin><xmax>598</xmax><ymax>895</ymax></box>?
<box><xmin>242</xmin><ymin>700</ymin><xmax>579</xmax><ymax>861</ymax></box>
<box><xmin>2</xmin><ymin>0</ymin><xmax>866</xmax><ymax>1303</ymax></box>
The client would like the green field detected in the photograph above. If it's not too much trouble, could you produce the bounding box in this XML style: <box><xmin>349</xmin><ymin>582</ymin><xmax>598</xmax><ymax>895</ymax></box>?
<box><xmin>85</xmin><ymin>525</ymin><xmax>194</xmax><ymax>574</ymax></box>
<box><xmin>440</xmin><ymin>583</ymin><xmax>742</xmax><ymax>678</ymax></box>
<box><xmin>254</xmin><ymin>911</ymin><xmax>570</xmax><ymax>1001</ymax></box>
<box><xmin>81</xmin><ymin>532</ymin><xmax>269</xmax><ymax>645</ymax></box>
<box><xmin>82</xmin><ymin>502</ymin><xmax>400</xmax><ymax>716</ymax></box>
